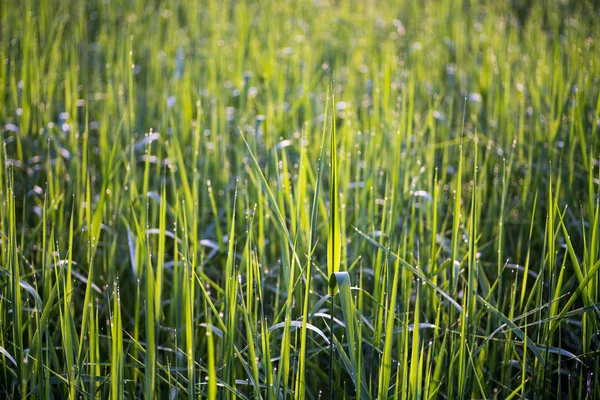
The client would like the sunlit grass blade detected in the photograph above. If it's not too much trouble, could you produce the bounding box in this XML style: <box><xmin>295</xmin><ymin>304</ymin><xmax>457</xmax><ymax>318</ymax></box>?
<box><xmin>328</xmin><ymin>93</ymin><xmax>341</xmax><ymax>294</ymax></box>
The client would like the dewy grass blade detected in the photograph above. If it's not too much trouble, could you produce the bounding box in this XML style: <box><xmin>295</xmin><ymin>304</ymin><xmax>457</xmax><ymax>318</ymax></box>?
<box><xmin>354</xmin><ymin>227</ymin><xmax>462</xmax><ymax>313</ymax></box>
<box><xmin>378</xmin><ymin>249</ymin><xmax>401</xmax><ymax>399</ymax></box>
<box><xmin>477</xmin><ymin>295</ymin><xmax>546</xmax><ymax>367</ymax></box>
<box><xmin>297</xmin><ymin>120</ymin><xmax>328</xmax><ymax>398</ymax></box>
<box><xmin>328</xmin><ymin>92</ymin><xmax>341</xmax><ymax>295</ymax></box>
<box><xmin>239</xmin><ymin>129</ymin><xmax>302</xmax><ymax>273</ymax></box>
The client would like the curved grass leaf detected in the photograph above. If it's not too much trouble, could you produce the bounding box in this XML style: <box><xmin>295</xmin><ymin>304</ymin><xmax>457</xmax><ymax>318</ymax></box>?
<box><xmin>354</xmin><ymin>227</ymin><xmax>462</xmax><ymax>313</ymax></box>
<box><xmin>331</xmin><ymin>271</ymin><xmax>370</xmax><ymax>399</ymax></box>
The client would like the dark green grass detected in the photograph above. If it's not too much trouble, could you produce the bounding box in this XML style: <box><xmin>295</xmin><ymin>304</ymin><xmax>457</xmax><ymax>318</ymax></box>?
<box><xmin>1</xmin><ymin>0</ymin><xmax>599</xmax><ymax>398</ymax></box>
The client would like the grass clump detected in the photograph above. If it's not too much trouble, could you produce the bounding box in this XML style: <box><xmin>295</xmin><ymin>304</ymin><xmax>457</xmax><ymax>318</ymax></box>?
<box><xmin>1</xmin><ymin>0</ymin><xmax>599</xmax><ymax>398</ymax></box>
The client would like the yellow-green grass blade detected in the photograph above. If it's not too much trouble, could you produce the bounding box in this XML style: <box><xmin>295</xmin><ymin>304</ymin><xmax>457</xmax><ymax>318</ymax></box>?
<box><xmin>328</xmin><ymin>94</ymin><xmax>341</xmax><ymax>295</ymax></box>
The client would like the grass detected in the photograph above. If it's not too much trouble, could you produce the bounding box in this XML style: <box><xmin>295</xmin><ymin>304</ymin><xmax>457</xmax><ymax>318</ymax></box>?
<box><xmin>1</xmin><ymin>0</ymin><xmax>599</xmax><ymax>398</ymax></box>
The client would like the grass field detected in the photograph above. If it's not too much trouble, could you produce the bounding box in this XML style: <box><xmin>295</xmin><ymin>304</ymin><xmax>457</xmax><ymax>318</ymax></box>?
<box><xmin>1</xmin><ymin>0</ymin><xmax>600</xmax><ymax>398</ymax></box>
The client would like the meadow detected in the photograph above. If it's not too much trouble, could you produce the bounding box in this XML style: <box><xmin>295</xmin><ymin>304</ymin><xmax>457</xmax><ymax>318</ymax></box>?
<box><xmin>1</xmin><ymin>0</ymin><xmax>599</xmax><ymax>398</ymax></box>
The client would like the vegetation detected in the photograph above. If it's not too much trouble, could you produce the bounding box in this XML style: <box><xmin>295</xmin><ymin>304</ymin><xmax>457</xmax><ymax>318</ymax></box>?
<box><xmin>1</xmin><ymin>0</ymin><xmax>599</xmax><ymax>398</ymax></box>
